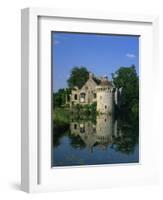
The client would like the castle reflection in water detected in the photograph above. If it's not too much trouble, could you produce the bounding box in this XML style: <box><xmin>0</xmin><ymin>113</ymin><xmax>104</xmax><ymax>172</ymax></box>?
<box><xmin>70</xmin><ymin>115</ymin><xmax>121</xmax><ymax>152</ymax></box>
<box><xmin>53</xmin><ymin>113</ymin><xmax>139</xmax><ymax>166</ymax></box>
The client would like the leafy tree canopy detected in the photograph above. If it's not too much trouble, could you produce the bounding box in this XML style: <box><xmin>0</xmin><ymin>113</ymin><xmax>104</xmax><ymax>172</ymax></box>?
<box><xmin>67</xmin><ymin>66</ymin><xmax>89</xmax><ymax>89</ymax></box>
<box><xmin>53</xmin><ymin>88</ymin><xmax>71</xmax><ymax>108</ymax></box>
<box><xmin>112</xmin><ymin>65</ymin><xmax>139</xmax><ymax>114</ymax></box>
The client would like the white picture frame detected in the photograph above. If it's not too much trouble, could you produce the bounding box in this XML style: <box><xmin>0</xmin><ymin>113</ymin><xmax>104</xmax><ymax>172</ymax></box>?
<box><xmin>21</xmin><ymin>7</ymin><xmax>159</xmax><ymax>193</ymax></box>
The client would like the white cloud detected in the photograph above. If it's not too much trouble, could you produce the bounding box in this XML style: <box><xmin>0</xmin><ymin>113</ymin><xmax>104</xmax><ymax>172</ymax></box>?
<box><xmin>126</xmin><ymin>53</ymin><xmax>136</xmax><ymax>58</ymax></box>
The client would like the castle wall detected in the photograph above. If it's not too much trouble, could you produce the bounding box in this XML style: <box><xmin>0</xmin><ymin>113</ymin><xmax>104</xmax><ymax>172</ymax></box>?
<box><xmin>70</xmin><ymin>89</ymin><xmax>80</xmax><ymax>105</ymax></box>
<box><xmin>96</xmin><ymin>88</ymin><xmax>113</xmax><ymax>114</ymax></box>
<box><xmin>70</xmin><ymin>76</ymin><xmax>97</xmax><ymax>106</ymax></box>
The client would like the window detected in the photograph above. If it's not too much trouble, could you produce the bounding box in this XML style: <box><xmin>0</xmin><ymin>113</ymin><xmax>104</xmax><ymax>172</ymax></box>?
<box><xmin>74</xmin><ymin>94</ymin><xmax>78</xmax><ymax>100</ymax></box>
<box><xmin>80</xmin><ymin>93</ymin><xmax>86</xmax><ymax>103</ymax></box>
<box><xmin>105</xmin><ymin>105</ymin><xmax>107</xmax><ymax>109</ymax></box>
<box><xmin>74</xmin><ymin>124</ymin><xmax>77</xmax><ymax>129</ymax></box>
<box><xmin>80</xmin><ymin>127</ymin><xmax>85</xmax><ymax>133</ymax></box>
<box><xmin>80</xmin><ymin>93</ymin><xmax>86</xmax><ymax>98</ymax></box>
<box><xmin>93</xmin><ymin>93</ymin><xmax>96</xmax><ymax>98</ymax></box>
<box><xmin>93</xmin><ymin>127</ymin><xmax>96</xmax><ymax>133</ymax></box>
<box><xmin>80</xmin><ymin>124</ymin><xmax>85</xmax><ymax>133</ymax></box>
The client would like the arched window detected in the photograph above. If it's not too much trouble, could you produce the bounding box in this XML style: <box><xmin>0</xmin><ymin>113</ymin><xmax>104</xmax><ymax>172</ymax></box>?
<box><xmin>80</xmin><ymin>124</ymin><xmax>85</xmax><ymax>133</ymax></box>
<box><xmin>80</xmin><ymin>127</ymin><xmax>85</xmax><ymax>133</ymax></box>
<box><xmin>80</xmin><ymin>93</ymin><xmax>86</xmax><ymax>103</ymax></box>
<box><xmin>74</xmin><ymin>94</ymin><xmax>78</xmax><ymax>100</ymax></box>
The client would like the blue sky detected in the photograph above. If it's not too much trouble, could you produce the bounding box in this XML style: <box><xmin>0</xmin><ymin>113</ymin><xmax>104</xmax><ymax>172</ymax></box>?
<box><xmin>52</xmin><ymin>32</ymin><xmax>139</xmax><ymax>92</ymax></box>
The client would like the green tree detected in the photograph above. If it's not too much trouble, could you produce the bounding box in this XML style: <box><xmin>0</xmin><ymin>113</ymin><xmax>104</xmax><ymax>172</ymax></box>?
<box><xmin>53</xmin><ymin>89</ymin><xmax>65</xmax><ymax>108</ymax></box>
<box><xmin>112</xmin><ymin>65</ymin><xmax>139</xmax><ymax>115</ymax></box>
<box><xmin>53</xmin><ymin>88</ymin><xmax>71</xmax><ymax>108</ymax></box>
<box><xmin>67</xmin><ymin>66</ymin><xmax>89</xmax><ymax>89</ymax></box>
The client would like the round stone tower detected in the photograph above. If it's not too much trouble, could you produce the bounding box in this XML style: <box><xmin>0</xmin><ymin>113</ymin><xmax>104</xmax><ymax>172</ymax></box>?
<box><xmin>96</xmin><ymin>76</ymin><xmax>114</xmax><ymax>114</ymax></box>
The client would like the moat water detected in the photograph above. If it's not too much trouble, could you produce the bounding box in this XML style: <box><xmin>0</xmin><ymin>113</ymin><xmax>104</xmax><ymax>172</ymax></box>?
<box><xmin>52</xmin><ymin>113</ymin><xmax>139</xmax><ymax>167</ymax></box>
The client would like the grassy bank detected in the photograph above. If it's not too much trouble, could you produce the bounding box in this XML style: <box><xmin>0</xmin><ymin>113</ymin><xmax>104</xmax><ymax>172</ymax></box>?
<box><xmin>53</xmin><ymin>107</ymin><xmax>70</xmax><ymax>126</ymax></box>
<box><xmin>53</xmin><ymin>103</ymin><xmax>98</xmax><ymax>125</ymax></box>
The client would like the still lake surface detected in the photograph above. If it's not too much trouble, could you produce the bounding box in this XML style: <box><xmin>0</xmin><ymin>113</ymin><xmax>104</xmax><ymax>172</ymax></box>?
<box><xmin>52</xmin><ymin>114</ymin><xmax>139</xmax><ymax>167</ymax></box>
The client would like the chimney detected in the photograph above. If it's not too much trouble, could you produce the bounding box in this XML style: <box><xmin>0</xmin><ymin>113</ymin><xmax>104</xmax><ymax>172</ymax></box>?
<box><xmin>89</xmin><ymin>72</ymin><xmax>93</xmax><ymax>79</ymax></box>
<box><xmin>103</xmin><ymin>75</ymin><xmax>108</xmax><ymax>81</ymax></box>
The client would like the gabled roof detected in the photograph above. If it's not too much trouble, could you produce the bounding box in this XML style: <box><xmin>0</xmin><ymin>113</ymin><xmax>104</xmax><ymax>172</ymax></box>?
<box><xmin>73</xmin><ymin>72</ymin><xmax>113</xmax><ymax>90</ymax></box>
<box><xmin>80</xmin><ymin>75</ymin><xmax>98</xmax><ymax>90</ymax></box>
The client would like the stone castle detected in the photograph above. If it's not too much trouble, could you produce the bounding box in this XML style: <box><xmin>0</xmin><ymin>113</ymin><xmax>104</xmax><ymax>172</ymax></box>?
<box><xmin>68</xmin><ymin>72</ymin><xmax>122</xmax><ymax>113</ymax></box>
